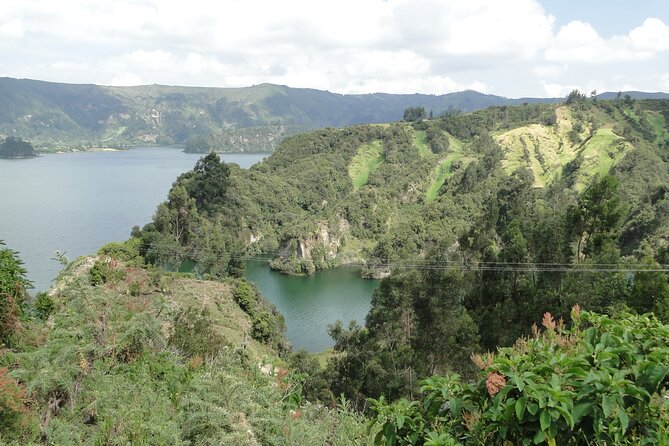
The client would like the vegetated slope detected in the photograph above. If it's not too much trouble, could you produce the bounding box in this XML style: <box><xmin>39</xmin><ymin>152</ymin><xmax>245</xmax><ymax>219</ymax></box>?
<box><xmin>136</xmin><ymin>97</ymin><xmax>669</xmax><ymax>280</ymax></box>
<box><xmin>0</xmin><ymin>251</ymin><xmax>370</xmax><ymax>444</ymax></box>
<box><xmin>119</xmin><ymin>96</ymin><xmax>669</xmax><ymax>445</ymax></box>
<box><xmin>7</xmin><ymin>76</ymin><xmax>660</xmax><ymax>153</ymax></box>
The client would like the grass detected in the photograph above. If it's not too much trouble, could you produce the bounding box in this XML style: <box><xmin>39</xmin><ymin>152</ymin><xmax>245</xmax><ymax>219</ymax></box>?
<box><xmin>424</xmin><ymin>135</ymin><xmax>469</xmax><ymax>203</ymax></box>
<box><xmin>413</xmin><ymin>130</ymin><xmax>431</xmax><ymax>158</ymax></box>
<box><xmin>496</xmin><ymin>124</ymin><xmax>570</xmax><ymax>187</ymax></box>
<box><xmin>573</xmin><ymin>128</ymin><xmax>632</xmax><ymax>191</ymax></box>
<box><xmin>496</xmin><ymin>108</ymin><xmax>596</xmax><ymax>187</ymax></box>
<box><xmin>645</xmin><ymin>110</ymin><xmax>668</xmax><ymax>143</ymax></box>
<box><xmin>348</xmin><ymin>140</ymin><xmax>384</xmax><ymax>189</ymax></box>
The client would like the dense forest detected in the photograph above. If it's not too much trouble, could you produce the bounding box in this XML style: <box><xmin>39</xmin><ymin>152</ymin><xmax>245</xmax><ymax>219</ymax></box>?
<box><xmin>0</xmin><ymin>137</ymin><xmax>36</xmax><ymax>158</ymax></box>
<box><xmin>1</xmin><ymin>95</ymin><xmax>668</xmax><ymax>444</ymax></box>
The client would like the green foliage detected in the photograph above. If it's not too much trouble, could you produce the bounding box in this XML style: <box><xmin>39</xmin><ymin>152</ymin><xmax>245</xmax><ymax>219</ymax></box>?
<box><xmin>404</xmin><ymin>106</ymin><xmax>427</xmax><ymax>122</ymax></box>
<box><xmin>3</xmin><ymin>258</ymin><xmax>370</xmax><ymax>444</ymax></box>
<box><xmin>0</xmin><ymin>241</ymin><xmax>31</xmax><ymax>346</ymax></box>
<box><xmin>287</xmin><ymin>349</ymin><xmax>335</xmax><ymax>404</ymax></box>
<box><xmin>184</xmin><ymin>152</ymin><xmax>231</xmax><ymax>213</ymax></box>
<box><xmin>88</xmin><ymin>258</ymin><xmax>126</xmax><ymax>286</ymax></box>
<box><xmin>370</xmin><ymin>310</ymin><xmax>669</xmax><ymax>445</ymax></box>
<box><xmin>97</xmin><ymin>237</ymin><xmax>144</xmax><ymax>265</ymax></box>
<box><xmin>568</xmin><ymin>175</ymin><xmax>625</xmax><ymax>260</ymax></box>
<box><xmin>0</xmin><ymin>137</ymin><xmax>36</xmax><ymax>158</ymax></box>
<box><xmin>327</xmin><ymin>269</ymin><xmax>480</xmax><ymax>409</ymax></box>
<box><xmin>33</xmin><ymin>292</ymin><xmax>55</xmax><ymax>321</ymax></box>
<box><xmin>349</xmin><ymin>140</ymin><xmax>385</xmax><ymax>189</ymax></box>
<box><xmin>170</xmin><ymin>307</ymin><xmax>227</xmax><ymax>358</ymax></box>
<box><xmin>231</xmin><ymin>279</ymin><xmax>287</xmax><ymax>349</ymax></box>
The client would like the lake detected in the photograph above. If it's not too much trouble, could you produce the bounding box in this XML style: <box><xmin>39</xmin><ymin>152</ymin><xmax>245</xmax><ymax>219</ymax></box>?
<box><xmin>247</xmin><ymin>261</ymin><xmax>376</xmax><ymax>352</ymax></box>
<box><xmin>0</xmin><ymin>147</ymin><xmax>375</xmax><ymax>351</ymax></box>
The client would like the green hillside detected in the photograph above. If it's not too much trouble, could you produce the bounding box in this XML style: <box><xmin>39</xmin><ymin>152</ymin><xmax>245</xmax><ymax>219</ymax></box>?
<box><xmin>104</xmin><ymin>95</ymin><xmax>669</xmax><ymax>444</ymax></box>
<box><xmin>0</xmin><ymin>248</ymin><xmax>370</xmax><ymax>444</ymax></box>
<box><xmin>3</xmin><ymin>96</ymin><xmax>669</xmax><ymax>445</ymax></box>
<box><xmin>134</xmin><ymin>97</ymin><xmax>669</xmax><ymax>281</ymax></box>
<box><xmin>0</xmin><ymin>77</ymin><xmax>620</xmax><ymax>153</ymax></box>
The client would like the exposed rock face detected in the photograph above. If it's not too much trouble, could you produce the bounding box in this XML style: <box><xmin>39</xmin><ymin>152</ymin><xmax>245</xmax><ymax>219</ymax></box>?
<box><xmin>272</xmin><ymin>220</ymin><xmax>347</xmax><ymax>275</ymax></box>
<box><xmin>278</xmin><ymin>222</ymin><xmax>341</xmax><ymax>261</ymax></box>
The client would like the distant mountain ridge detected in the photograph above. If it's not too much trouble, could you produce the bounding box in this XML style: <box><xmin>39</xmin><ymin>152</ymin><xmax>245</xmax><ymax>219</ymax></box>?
<box><xmin>0</xmin><ymin>76</ymin><xmax>665</xmax><ymax>152</ymax></box>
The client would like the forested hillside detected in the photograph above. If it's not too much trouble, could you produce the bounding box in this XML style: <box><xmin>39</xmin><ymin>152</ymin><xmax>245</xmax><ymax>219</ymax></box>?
<box><xmin>131</xmin><ymin>95</ymin><xmax>669</xmax><ymax>444</ymax></box>
<box><xmin>138</xmin><ymin>95</ymin><xmax>669</xmax><ymax>281</ymax></box>
<box><xmin>0</xmin><ymin>137</ymin><xmax>36</xmax><ymax>158</ymax></box>
<box><xmin>2</xmin><ymin>94</ymin><xmax>669</xmax><ymax>444</ymax></box>
<box><xmin>0</xmin><ymin>77</ymin><xmax>565</xmax><ymax>152</ymax></box>
<box><xmin>12</xmin><ymin>77</ymin><xmax>668</xmax><ymax>153</ymax></box>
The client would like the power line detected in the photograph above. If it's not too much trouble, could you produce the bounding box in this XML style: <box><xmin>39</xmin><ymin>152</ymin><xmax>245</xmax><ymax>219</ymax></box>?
<box><xmin>108</xmin><ymin>246</ymin><xmax>669</xmax><ymax>274</ymax></box>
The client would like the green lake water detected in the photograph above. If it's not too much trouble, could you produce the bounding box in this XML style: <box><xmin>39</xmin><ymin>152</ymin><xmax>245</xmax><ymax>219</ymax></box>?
<box><xmin>246</xmin><ymin>261</ymin><xmax>377</xmax><ymax>351</ymax></box>
<box><xmin>0</xmin><ymin>147</ymin><xmax>376</xmax><ymax>351</ymax></box>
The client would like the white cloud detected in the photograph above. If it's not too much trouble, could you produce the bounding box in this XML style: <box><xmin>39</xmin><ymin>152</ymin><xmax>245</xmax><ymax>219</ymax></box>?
<box><xmin>541</xmin><ymin>81</ymin><xmax>581</xmax><ymax>98</ymax></box>
<box><xmin>660</xmin><ymin>74</ymin><xmax>669</xmax><ymax>90</ymax></box>
<box><xmin>0</xmin><ymin>0</ymin><xmax>668</xmax><ymax>96</ymax></box>
<box><xmin>545</xmin><ymin>18</ymin><xmax>669</xmax><ymax>63</ymax></box>
<box><xmin>110</xmin><ymin>73</ymin><xmax>143</xmax><ymax>86</ymax></box>
<box><xmin>629</xmin><ymin>18</ymin><xmax>669</xmax><ymax>51</ymax></box>
<box><xmin>533</xmin><ymin>64</ymin><xmax>568</xmax><ymax>78</ymax></box>
<box><xmin>392</xmin><ymin>0</ymin><xmax>554</xmax><ymax>59</ymax></box>
<box><xmin>0</xmin><ymin>19</ymin><xmax>23</xmax><ymax>39</ymax></box>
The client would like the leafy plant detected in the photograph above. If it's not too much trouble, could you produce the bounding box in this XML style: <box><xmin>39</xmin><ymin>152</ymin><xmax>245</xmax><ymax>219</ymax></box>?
<box><xmin>370</xmin><ymin>308</ymin><xmax>669</xmax><ymax>445</ymax></box>
<box><xmin>0</xmin><ymin>241</ymin><xmax>31</xmax><ymax>345</ymax></box>
<box><xmin>33</xmin><ymin>292</ymin><xmax>55</xmax><ymax>321</ymax></box>
<box><xmin>89</xmin><ymin>258</ymin><xmax>126</xmax><ymax>286</ymax></box>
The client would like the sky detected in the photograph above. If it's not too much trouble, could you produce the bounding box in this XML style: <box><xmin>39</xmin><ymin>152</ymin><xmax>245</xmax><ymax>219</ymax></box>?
<box><xmin>0</xmin><ymin>0</ymin><xmax>668</xmax><ymax>97</ymax></box>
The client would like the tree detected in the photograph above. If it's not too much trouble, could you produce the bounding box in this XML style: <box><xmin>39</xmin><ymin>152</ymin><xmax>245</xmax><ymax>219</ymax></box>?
<box><xmin>403</xmin><ymin>106</ymin><xmax>426</xmax><ymax>122</ymax></box>
<box><xmin>184</xmin><ymin>152</ymin><xmax>231</xmax><ymax>213</ymax></box>
<box><xmin>565</xmin><ymin>89</ymin><xmax>586</xmax><ymax>104</ymax></box>
<box><xmin>568</xmin><ymin>175</ymin><xmax>624</xmax><ymax>260</ymax></box>
<box><xmin>0</xmin><ymin>137</ymin><xmax>36</xmax><ymax>159</ymax></box>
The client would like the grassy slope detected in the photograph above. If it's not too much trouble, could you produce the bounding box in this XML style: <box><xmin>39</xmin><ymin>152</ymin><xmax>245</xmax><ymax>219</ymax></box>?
<box><xmin>495</xmin><ymin>106</ymin><xmax>632</xmax><ymax>189</ymax></box>
<box><xmin>645</xmin><ymin>110</ymin><xmax>669</xmax><ymax>142</ymax></box>
<box><xmin>2</xmin><ymin>257</ymin><xmax>370</xmax><ymax>445</ymax></box>
<box><xmin>424</xmin><ymin>136</ymin><xmax>470</xmax><ymax>203</ymax></box>
<box><xmin>348</xmin><ymin>140</ymin><xmax>384</xmax><ymax>189</ymax></box>
<box><xmin>573</xmin><ymin>128</ymin><xmax>633</xmax><ymax>190</ymax></box>
<box><xmin>412</xmin><ymin>130</ymin><xmax>431</xmax><ymax>158</ymax></box>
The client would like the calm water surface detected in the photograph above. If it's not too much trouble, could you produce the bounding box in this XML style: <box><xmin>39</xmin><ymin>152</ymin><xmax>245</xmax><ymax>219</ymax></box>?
<box><xmin>0</xmin><ymin>147</ymin><xmax>376</xmax><ymax>351</ymax></box>
<box><xmin>247</xmin><ymin>261</ymin><xmax>377</xmax><ymax>352</ymax></box>
<box><xmin>0</xmin><ymin>147</ymin><xmax>265</xmax><ymax>291</ymax></box>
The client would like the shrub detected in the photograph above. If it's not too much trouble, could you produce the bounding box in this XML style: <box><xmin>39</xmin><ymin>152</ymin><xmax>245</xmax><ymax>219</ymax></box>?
<box><xmin>170</xmin><ymin>307</ymin><xmax>226</xmax><ymax>358</ymax></box>
<box><xmin>33</xmin><ymin>292</ymin><xmax>55</xmax><ymax>321</ymax></box>
<box><xmin>0</xmin><ymin>241</ymin><xmax>31</xmax><ymax>345</ymax></box>
<box><xmin>97</xmin><ymin>238</ymin><xmax>144</xmax><ymax>265</ymax></box>
<box><xmin>89</xmin><ymin>258</ymin><xmax>126</xmax><ymax>286</ymax></box>
<box><xmin>233</xmin><ymin>280</ymin><xmax>256</xmax><ymax>312</ymax></box>
<box><xmin>0</xmin><ymin>367</ymin><xmax>27</xmax><ymax>432</ymax></box>
<box><xmin>370</xmin><ymin>309</ymin><xmax>669</xmax><ymax>445</ymax></box>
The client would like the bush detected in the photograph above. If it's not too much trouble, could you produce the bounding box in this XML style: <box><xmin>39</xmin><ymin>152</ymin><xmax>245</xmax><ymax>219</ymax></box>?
<box><xmin>0</xmin><ymin>367</ymin><xmax>27</xmax><ymax>433</ymax></box>
<box><xmin>89</xmin><ymin>258</ymin><xmax>126</xmax><ymax>286</ymax></box>
<box><xmin>170</xmin><ymin>307</ymin><xmax>226</xmax><ymax>358</ymax></box>
<box><xmin>233</xmin><ymin>280</ymin><xmax>256</xmax><ymax>312</ymax></box>
<box><xmin>370</xmin><ymin>309</ymin><xmax>669</xmax><ymax>445</ymax></box>
<box><xmin>0</xmin><ymin>241</ymin><xmax>31</xmax><ymax>345</ymax></box>
<box><xmin>33</xmin><ymin>292</ymin><xmax>55</xmax><ymax>321</ymax></box>
<box><xmin>97</xmin><ymin>238</ymin><xmax>144</xmax><ymax>265</ymax></box>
